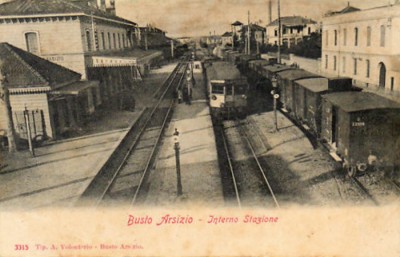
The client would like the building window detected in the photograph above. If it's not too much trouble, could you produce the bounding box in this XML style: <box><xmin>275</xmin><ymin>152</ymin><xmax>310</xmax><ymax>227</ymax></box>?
<box><xmin>334</xmin><ymin>30</ymin><xmax>337</xmax><ymax>46</ymax></box>
<box><xmin>380</xmin><ymin>25</ymin><xmax>385</xmax><ymax>47</ymax></box>
<box><xmin>122</xmin><ymin>34</ymin><xmax>126</xmax><ymax>47</ymax></box>
<box><xmin>94</xmin><ymin>30</ymin><xmax>99</xmax><ymax>50</ymax></box>
<box><xmin>333</xmin><ymin>56</ymin><xmax>337</xmax><ymax>71</ymax></box>
<box><xmin>86</xmin><ymin>30</ymin><xmax>92</xmax><ymax>51</ymax></box>
<box><xmin>367</xmin><ymin>26</ymin><xmax>371</xmax><ymax>46</ymax></box>
<box><xmin>108</xmin><ymin>32</ymin><xmax>111</xmax><ymax>49</ymax></box>
<box><xmin>343</xmin><ymin>28</ymin><xmax>347</xmax><ymax>46</ymax></box>
<box><xmin>118</xmin><ymin>33</ymin><xmax>121</xmax><ymax>48</ymax></box>
<box><xmin>353</xmin><ymin>58</ymin><xmax>357</xmax><ymax>75</ymax></box>
<box><xmin>308</xmin><ymin>27</ymin><xmax>311</xmax><ymax>34</ymax></box>
<box><xmin>366</xmin><ymin>59</ymin><xmax>370</xmax><ymax>78</ymax></box>
<box><xmin>325</xmin><ymin>31</ymin><xmax>328</xmax><ymax>46</ymax></box>
<box><xmin>354</xmin><ymin>27</ymin><xmax>358</xmax><ymax>46</ymax></box>
<box><xmin>391</xmin><ymin>77</ymin><xmax>394</xmax><ymax>91</ymax></box>
<box><xmin>342</xmin><ymin>56</ymin><xmax>346</xmax><ymax>73</ymax></box>
<box><xmin>113</xmin><ymin>33</ymin><xmax>116</xmax><ymax>49</ymax></box>
<box><xmin>290</xmin><ymin>28</ymin><xmax>293</xmax><ymax>34</ymax></box>
<box><xmin>25</xmin><ymin>32</ymin><xmax>39</xmax><ymax>54</ymax></box>
<box><xmin>325</xmin><ymin>55</ymin><xmax>328</xmax><ymax>69</ymax></box>
<box><xmin>274</xmin><ymin>30</ymin><xmax>277</xmax><ymax>36</ymax></box>
<box><xmin>101</xmin><ymin>32</ymin><xmax>105</xmax><ymax>50</ymax></box>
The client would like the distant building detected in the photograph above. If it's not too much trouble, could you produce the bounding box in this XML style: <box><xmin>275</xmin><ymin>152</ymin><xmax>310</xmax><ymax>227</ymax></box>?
<box><xmin>0</xmin><ymin>42</ymin><xmax>100</xmax><ymax>140</ymax></box>
<box><xmin>266</xmin><ymin>16</ymin><xmax>318</xmax><ymax>47</ymax></box>
<box><xmin>240</xmin><ymin>24</ymin><xmax>266</xmax><ymax>46</ymax></box>
<box><xmin>321</xmin><ymin>3</ymin><xmax>400</xmax><ymax>95</ymax></box>
<box><xmin>139</xmin><ymin>25</ymin><xmax>170</xmax><ymax>48</ymax></box>
<box><xmin>221</xmin><ymin>31</ymin><xmax>233</xmax><ymax>46</ymax></box>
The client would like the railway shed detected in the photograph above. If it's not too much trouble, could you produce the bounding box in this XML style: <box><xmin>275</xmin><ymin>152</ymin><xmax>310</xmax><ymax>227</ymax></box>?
<box><xmin>321</xmin><ymin>91</ymin><xmax>400</xmax><ymax>167</ymax></box>
<box><xmin>294</xmin><ymin>77</ymin><xmax>353</xmax><ymax>135</ymax></box>
<box><xmin>276</xmin><ymin>69</ymin><xmax>321</xmax><ymax>112</ymax></box>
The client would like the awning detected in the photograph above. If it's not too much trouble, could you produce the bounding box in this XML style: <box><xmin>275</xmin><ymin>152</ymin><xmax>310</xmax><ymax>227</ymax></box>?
<box><xmin>87</xmin><ymin>49</ymin><xmax>163</xmax><ymax>67</ymax></box>
<box><xmin>51</xmin><ymin>81</ymin><xmax>99</xmax><ymax>95</ymax></box>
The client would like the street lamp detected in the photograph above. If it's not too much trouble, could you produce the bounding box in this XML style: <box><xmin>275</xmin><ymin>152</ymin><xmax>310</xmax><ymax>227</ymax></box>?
<box><xmin>173</xmin><ymin>128</ymin><xmax>183</xmax><ymax>196</ymax></box>
<box><xmin>271</xmin><ymin>76</ymin><xmax>279</xmax><ymax>132</ymax></box>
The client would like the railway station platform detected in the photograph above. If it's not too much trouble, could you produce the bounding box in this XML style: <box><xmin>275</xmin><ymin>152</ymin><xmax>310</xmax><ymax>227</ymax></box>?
<box><xmin>144</xmin><ymin>72</ymin><xmax>225</xmax><ymax>207</ymax></box>
<box><xmin>0</xmin><ymin>63</ymin><xmax>178</xmax><ymax>210</ymax></box>
<box><xmin>248</xmin><ymin>111</ymin><xmax>343</xmax><ymax>206</ymax></box>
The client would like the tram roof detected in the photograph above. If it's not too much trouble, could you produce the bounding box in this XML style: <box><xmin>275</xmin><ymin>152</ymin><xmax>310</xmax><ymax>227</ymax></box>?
<box><xmin>207</xmin><ymin>61</ymin><xmax>242</xmax><ymax>81</ymax></box>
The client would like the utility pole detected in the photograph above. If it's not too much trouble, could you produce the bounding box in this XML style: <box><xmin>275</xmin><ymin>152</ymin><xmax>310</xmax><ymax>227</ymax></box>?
<box><xmin>173</xmin><ymin>128</ymin><xmax>182</xmax><ymax>196</ymax></box>
<box><xmin>24</xmin><ymin>105</ymin><xmax>35</xmax><ymax>157</ymax></box>
<box><xmin>247</xmin><ymin>10</ymin><xmax>251</xmax><ymax>54</ymax></box>
<box><xmin>171</xmin><ymin>39</ymin><xmax>174</xmax><ymax>58</ymax></box>
<box><xmin>277</xmin><ymin>0</ymin><xmax>281</xmax><ymax>63</ymax></box>
<box><xmin>0</xmin><ymin>60</ymin><xmax>17</xmax><ymax>152</ymax></box>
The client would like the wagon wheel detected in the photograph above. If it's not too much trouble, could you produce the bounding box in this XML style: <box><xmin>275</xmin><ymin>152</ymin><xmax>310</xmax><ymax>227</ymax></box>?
<box><xmin>347</xmin><ymin>165</ymin><xmax>357</xmax><ymax>177</ymax></box>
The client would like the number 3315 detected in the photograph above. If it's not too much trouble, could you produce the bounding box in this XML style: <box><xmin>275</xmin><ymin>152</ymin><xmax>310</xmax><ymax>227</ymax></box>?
<box><xmin>15</xmin><ymin>244</ymin><xmax>29</xmax><ymax>250</ymax></box>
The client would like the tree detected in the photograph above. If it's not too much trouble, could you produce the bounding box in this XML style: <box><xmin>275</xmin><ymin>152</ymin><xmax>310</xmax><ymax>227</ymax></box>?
<box><xmin>0</xmin><ymin>59</ymin><xmax>18</xmax><ymax>152</ymax></box>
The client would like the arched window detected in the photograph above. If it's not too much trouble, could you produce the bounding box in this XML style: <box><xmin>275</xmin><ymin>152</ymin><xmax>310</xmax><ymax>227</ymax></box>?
<box><xmin>367</xmin><ymin>27</ymin><xmax>371</xmax><ymax>46</ymax></box>
<box><xmin>379</xmin><ymin>62</ymin><xmax>386</xmax><ymax>88</ymax></box>
<box><xmin>108</xmin><ymin>32</ymin><xmax>111</xmax><ymax>49</ymax></box>
<box><xmin>380</xmin><ymin>25</ymin><xmax>385</xmax><ymax>47</ymax></box>
<box><xmin>334</xmin><ymin>30</ymin><xmax>337</xmax><ymax>46</ymax></box>
<box><xmin>25</xmin><ymin>32</ymin><xmax>39</xmax><ymax>54</ymax></box>
<box><xmin>354</xmin><ymin>27</ymin><xmax>358</xmax><ymax>46</ymax></box>
<box><xmin>333</xmin><ymin>56</ymin><xmax>337</xmax><ymax>71</ymax></box>
<box><xmin>366</xmin><ymin>60</ymin><xmax>370</xmax><ymax>78</ymax></box>
<box><xmin>86</xmin><ymin>30</ymin><xmax>92</xmax><ymax>51</ymax></box>
<box><xmin>343</xmin><ymin>28</ymin><xmax>347</xmax><ymax>46</ymax></box>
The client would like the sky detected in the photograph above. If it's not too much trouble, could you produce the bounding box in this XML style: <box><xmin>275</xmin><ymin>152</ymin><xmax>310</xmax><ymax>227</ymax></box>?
<box><xmin>116</xmin><ymin>0</ymin><xmax>391</xmax><ymax>37</ymax></box>
<box><xmin>0</xmin><ymin>0</ymin><xmax>393</xmax><ymax>37</ymax></box>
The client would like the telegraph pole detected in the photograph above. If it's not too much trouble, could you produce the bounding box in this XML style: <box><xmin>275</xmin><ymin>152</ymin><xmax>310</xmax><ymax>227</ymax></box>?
<box><xmin>247</xmin><ymin>10</ymin><xmax>251</xmax><ymax>54</ymax></box>
<box><xmin>277</xmin><ymin>0</ymin><xmax>281</xmax><ymax>63</ymax></box>
<box><xmin>0</xmin><ymin>61</ymin><xmax>17</xmax><ymax>152</ymax></box>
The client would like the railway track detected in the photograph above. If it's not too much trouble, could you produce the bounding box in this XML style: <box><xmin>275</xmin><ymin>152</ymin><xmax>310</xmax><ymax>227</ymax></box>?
<box><xmin>349</xmin><ymin>176</ymin><xmax>379</xmax><ymax>206</ymax></box>
<box><xmin>78</xmin><ymin>62</ymin><xmax>187</xmax><ymax>207</ymax></box>
<box><xmin>220</xmin><ymin>116</ymin><xmax>279</xmax><ymax>208</ymax></box>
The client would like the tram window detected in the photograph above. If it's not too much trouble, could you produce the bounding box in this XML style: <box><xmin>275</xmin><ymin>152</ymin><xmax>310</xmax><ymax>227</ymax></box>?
<box><xmin>226</xmin><ymin>84</ymin><xmax>233</xmax><ymax>95</ymax></box>
<box><xmin>211</xmin><ymin>84</ymin><xmax>224</xmax><ymax>94</ymax></box>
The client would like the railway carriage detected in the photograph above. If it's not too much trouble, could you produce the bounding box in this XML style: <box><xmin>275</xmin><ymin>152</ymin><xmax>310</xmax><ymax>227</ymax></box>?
<box><xmin>293</xmin><ymin>77</ymin><xmax>354</xmax><ymax>136</ymax></box>
<box><xmin>276</xmin><ymin>69</ymin><xmax>321</xmax><ymax>113</ymax></box>
<box><xmin>321</xmin><ymin>91</ymin><xmax>400</xmax><ymax>175</ymax></box>
<box><xmin>206</xmin><ymin>61</ymin><xmax>249</xmax><ymax>118</ymax></box>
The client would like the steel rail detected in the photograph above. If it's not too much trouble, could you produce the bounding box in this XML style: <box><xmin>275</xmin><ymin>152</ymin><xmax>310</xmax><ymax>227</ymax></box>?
<box><xmin>95</xmin><ymin>62</ymin><xmax>186</xmax><ymax>206</ymax></box>
<box><xmin>131</xmin><ymin>63</ymin><xmax>187</xmax><ymax>205</ymax></box>
<box><xmin>220</xmin><ymin>126</ymin><xmax>242</xmax><ymax>208</ymax></box>
<box><xmin>350</xmin><ymin>176</ymin><xmax>379</xmax><ymax>206</ymax></box>
<box><xmin>236</xmin><ymin>118</ymin><xmax>280</xmax><ymax>208</ymax></box>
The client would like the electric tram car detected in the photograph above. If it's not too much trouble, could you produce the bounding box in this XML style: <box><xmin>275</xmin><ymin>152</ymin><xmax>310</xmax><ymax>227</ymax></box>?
<box><xmin>205</xmin><ymin>61</ymin><xmax>249</xmax><ymax>118</ymax></box>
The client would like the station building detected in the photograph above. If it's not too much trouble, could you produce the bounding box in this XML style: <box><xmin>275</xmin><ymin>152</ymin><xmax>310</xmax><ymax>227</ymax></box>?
<box><xmin>0</xmin><ymin>42</ymin><xmax>100</xmax><ymax>140</ymax></box>
<box><xmin>321</xmin><ymin>3</ymin><xmax>400</xmax><ymax>97</ymax></box>
<box><xmin>0</xmin><ymin>0</ymin><xmax>163</xmax><ymax>104</ymax></box>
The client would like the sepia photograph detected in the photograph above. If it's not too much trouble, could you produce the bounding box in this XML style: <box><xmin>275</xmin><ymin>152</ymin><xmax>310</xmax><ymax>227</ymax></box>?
<box><xmin>0</xmin><ymin>0</ymin><xmax>399</xmax><ymax>256</ymax></box>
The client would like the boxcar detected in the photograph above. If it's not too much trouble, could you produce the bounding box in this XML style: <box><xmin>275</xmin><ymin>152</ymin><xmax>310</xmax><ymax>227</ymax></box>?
<box><xmin>294</xmin><ymin>77</ymin><xmax>354</xmax><ymax>135</ymax></box>
<box><xmin>206</xmin><ymin>61</ymin><xmax>249</xmax><ymax>118</ymax></box>
<box><xmin>248</xmin><ymin>59</ymin><xmax>272</xmax><ymax>75</ymax></box>
<box><xmin>276</xmin><ymin>69</ymin><xmax>321</xmax><ymax>112</ymax></box>
<box><xmin>261</xmin><ymin>64</ymin><xmax>295</xmax><ymax>80</ymax></box>
<box><xmin>321</xmin><ymin>91</ymin><xmax>400</xmax><ymax>173</ymax></box>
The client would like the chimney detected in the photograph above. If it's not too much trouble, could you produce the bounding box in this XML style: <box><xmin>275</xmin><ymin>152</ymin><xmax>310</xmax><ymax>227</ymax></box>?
<box><xmin>106</xmin><ymin>0</ymin><xmax>116</xmax><ymax>15</ymax></box>
<box><xmin>268</xmin><ymin>0</ymin><xmax>272</xmax><ymax>24</ymax></box>
<box><xmin>97</xmin><ymin>0</ymin><xmax>106</xmax><ymax>11</ymax></box>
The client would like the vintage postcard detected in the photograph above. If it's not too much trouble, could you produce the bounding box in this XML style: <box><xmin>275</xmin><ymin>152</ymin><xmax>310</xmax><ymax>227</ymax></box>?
<box><xmin>0</xmin><ymin>0</ymin><xmax>399</xmax><ymax>256</ymax></box>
